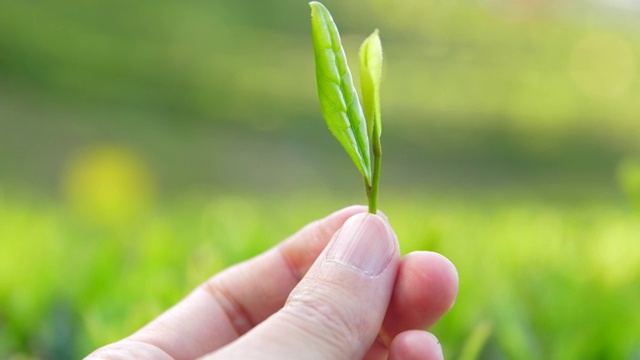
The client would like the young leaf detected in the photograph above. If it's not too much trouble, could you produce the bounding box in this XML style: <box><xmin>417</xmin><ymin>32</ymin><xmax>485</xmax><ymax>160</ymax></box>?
<box><xmin>310</xmin><ymin>1</ymin><xmax>372</xmax><ymax>181</ymax></box>
<box><xmin>359</xmin><ymin>29</ymin><xmax>383</xmax><ymax>141</ymax></box>
<box><xmin>359</xmin><ymin>30</ymin><xmax>384</xmax><ymax>213</ymax></box>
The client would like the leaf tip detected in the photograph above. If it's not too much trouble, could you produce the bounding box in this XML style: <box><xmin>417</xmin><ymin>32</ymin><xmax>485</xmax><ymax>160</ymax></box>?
<box><xmin>309</xmin><ymin>1</ymin><xmax>325</xmax><ymax>13</ymax></box>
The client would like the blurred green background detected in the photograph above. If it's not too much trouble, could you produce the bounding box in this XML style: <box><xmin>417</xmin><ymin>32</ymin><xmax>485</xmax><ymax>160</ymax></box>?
<box><xmin>1</xmin><ymin>0</ymin><xmax>640</xmax><ymax>358</ymax></box>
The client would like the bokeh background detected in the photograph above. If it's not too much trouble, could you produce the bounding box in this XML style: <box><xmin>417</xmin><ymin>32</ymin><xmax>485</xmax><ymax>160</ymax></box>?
<box><xmin>1</xmin><ymin>0</ymin><xmax>640</xmax><ymax>358</ymax></box>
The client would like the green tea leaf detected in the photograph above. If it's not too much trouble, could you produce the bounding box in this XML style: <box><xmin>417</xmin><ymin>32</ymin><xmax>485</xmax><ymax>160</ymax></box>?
<box><xmin>359</xmin><ymin>29</ymin><xmax>383</xmax><ymax>141</ymax></box>
<box><xmin>310</xmin><ymin>1</ymin><xmax>371</xmax><ymax>181</ymax></box>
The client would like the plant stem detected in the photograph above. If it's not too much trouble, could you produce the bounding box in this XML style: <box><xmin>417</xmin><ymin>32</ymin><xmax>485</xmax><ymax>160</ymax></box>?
<box><xmin>367</xmin><ymin>124</ymin><xmax>382</xmax><ymax>214</ymax></box>
<box><xmin>364</xmin><ymin>176</ymin><xmax>372</xmax><ymax>210</ymax></box>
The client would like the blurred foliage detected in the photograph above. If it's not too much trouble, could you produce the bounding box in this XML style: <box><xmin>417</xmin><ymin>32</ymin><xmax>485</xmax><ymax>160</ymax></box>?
<box><xmin>64</xmin><ymin>145</ymin><xmax>155</xmax><ymax>228</ymax></box>
<box><xmin>1</xmin><ymin>0</ymin><xmax>639</xmax><ymax>128</ymax></box>
<box><xmin>1</xmin><ymin>0</ymin><xmax>640</xmax><ymax>359</ymax></box>
<box><xmin>618</xmin><ymin>159</ymin><xmax>640</xmax><ymax>213</ymax></box>
<box><xmin>1</xmin><ymin>192</ymin><xmax>639</xmax><ymax>358</ymax></box>
<box><xmin>2</xmin><ymin>0</ymin><xmax>640</xmax><ymax>194</ymax></box>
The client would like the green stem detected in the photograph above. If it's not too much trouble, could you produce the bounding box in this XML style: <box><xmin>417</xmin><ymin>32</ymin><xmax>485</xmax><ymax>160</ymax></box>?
<box><xmin>364</xmin><ymin>176</ymin><xmax>373</xmax><ymax>211</ymax></box>
<box><xmin>367</xmin><ymin>124</ymin><xmax>382</xmax><ymax>214</ymax></box>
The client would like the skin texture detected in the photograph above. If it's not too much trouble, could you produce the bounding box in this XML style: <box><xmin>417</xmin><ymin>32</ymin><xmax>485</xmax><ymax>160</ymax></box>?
<box><xmin>85</xmin><ymin>206</ymin><xmax>458</xmax><ymax>360</ymax></box>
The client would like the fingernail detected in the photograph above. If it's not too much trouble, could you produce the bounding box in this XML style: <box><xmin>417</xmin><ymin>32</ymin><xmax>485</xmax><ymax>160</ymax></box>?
<box><xmin>325</xmin><ymin>213</ymin><xmax>397</xmax><ymax>277</ymax></box>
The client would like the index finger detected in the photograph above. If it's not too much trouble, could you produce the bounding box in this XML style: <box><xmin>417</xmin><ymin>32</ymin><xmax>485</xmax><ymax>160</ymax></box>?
<box><xmin>118</xmin><ymin>206</ymin><xmax>368</xmax><ymax>359</ymax></box>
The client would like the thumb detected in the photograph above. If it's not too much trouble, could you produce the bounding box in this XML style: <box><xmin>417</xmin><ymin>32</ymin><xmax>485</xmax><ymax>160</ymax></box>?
<box><xmin>209</xmin><ymin>213</ymin><xmax>399</xmax><ymax>360</ymax></box>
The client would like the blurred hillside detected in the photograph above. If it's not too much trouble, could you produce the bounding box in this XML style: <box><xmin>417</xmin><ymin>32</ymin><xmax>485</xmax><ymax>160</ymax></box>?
<box><xmin>1</xmin><ymin>0</ymin><xmax>639</xmax><ymax>201</ymax></box>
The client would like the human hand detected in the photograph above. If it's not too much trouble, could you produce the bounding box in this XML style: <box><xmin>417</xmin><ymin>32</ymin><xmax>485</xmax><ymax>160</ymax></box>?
<box><xmin>86</xmin><ymin>206</ymin><xmax>458</xmax><ymax>360</ymax></box>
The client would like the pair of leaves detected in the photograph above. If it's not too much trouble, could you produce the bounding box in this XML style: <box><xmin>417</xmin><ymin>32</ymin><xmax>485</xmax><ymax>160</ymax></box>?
<box><xmin>310</xmin><ymin>1</ymin><xmax>383</xmax><ymax>184</ymax></box>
